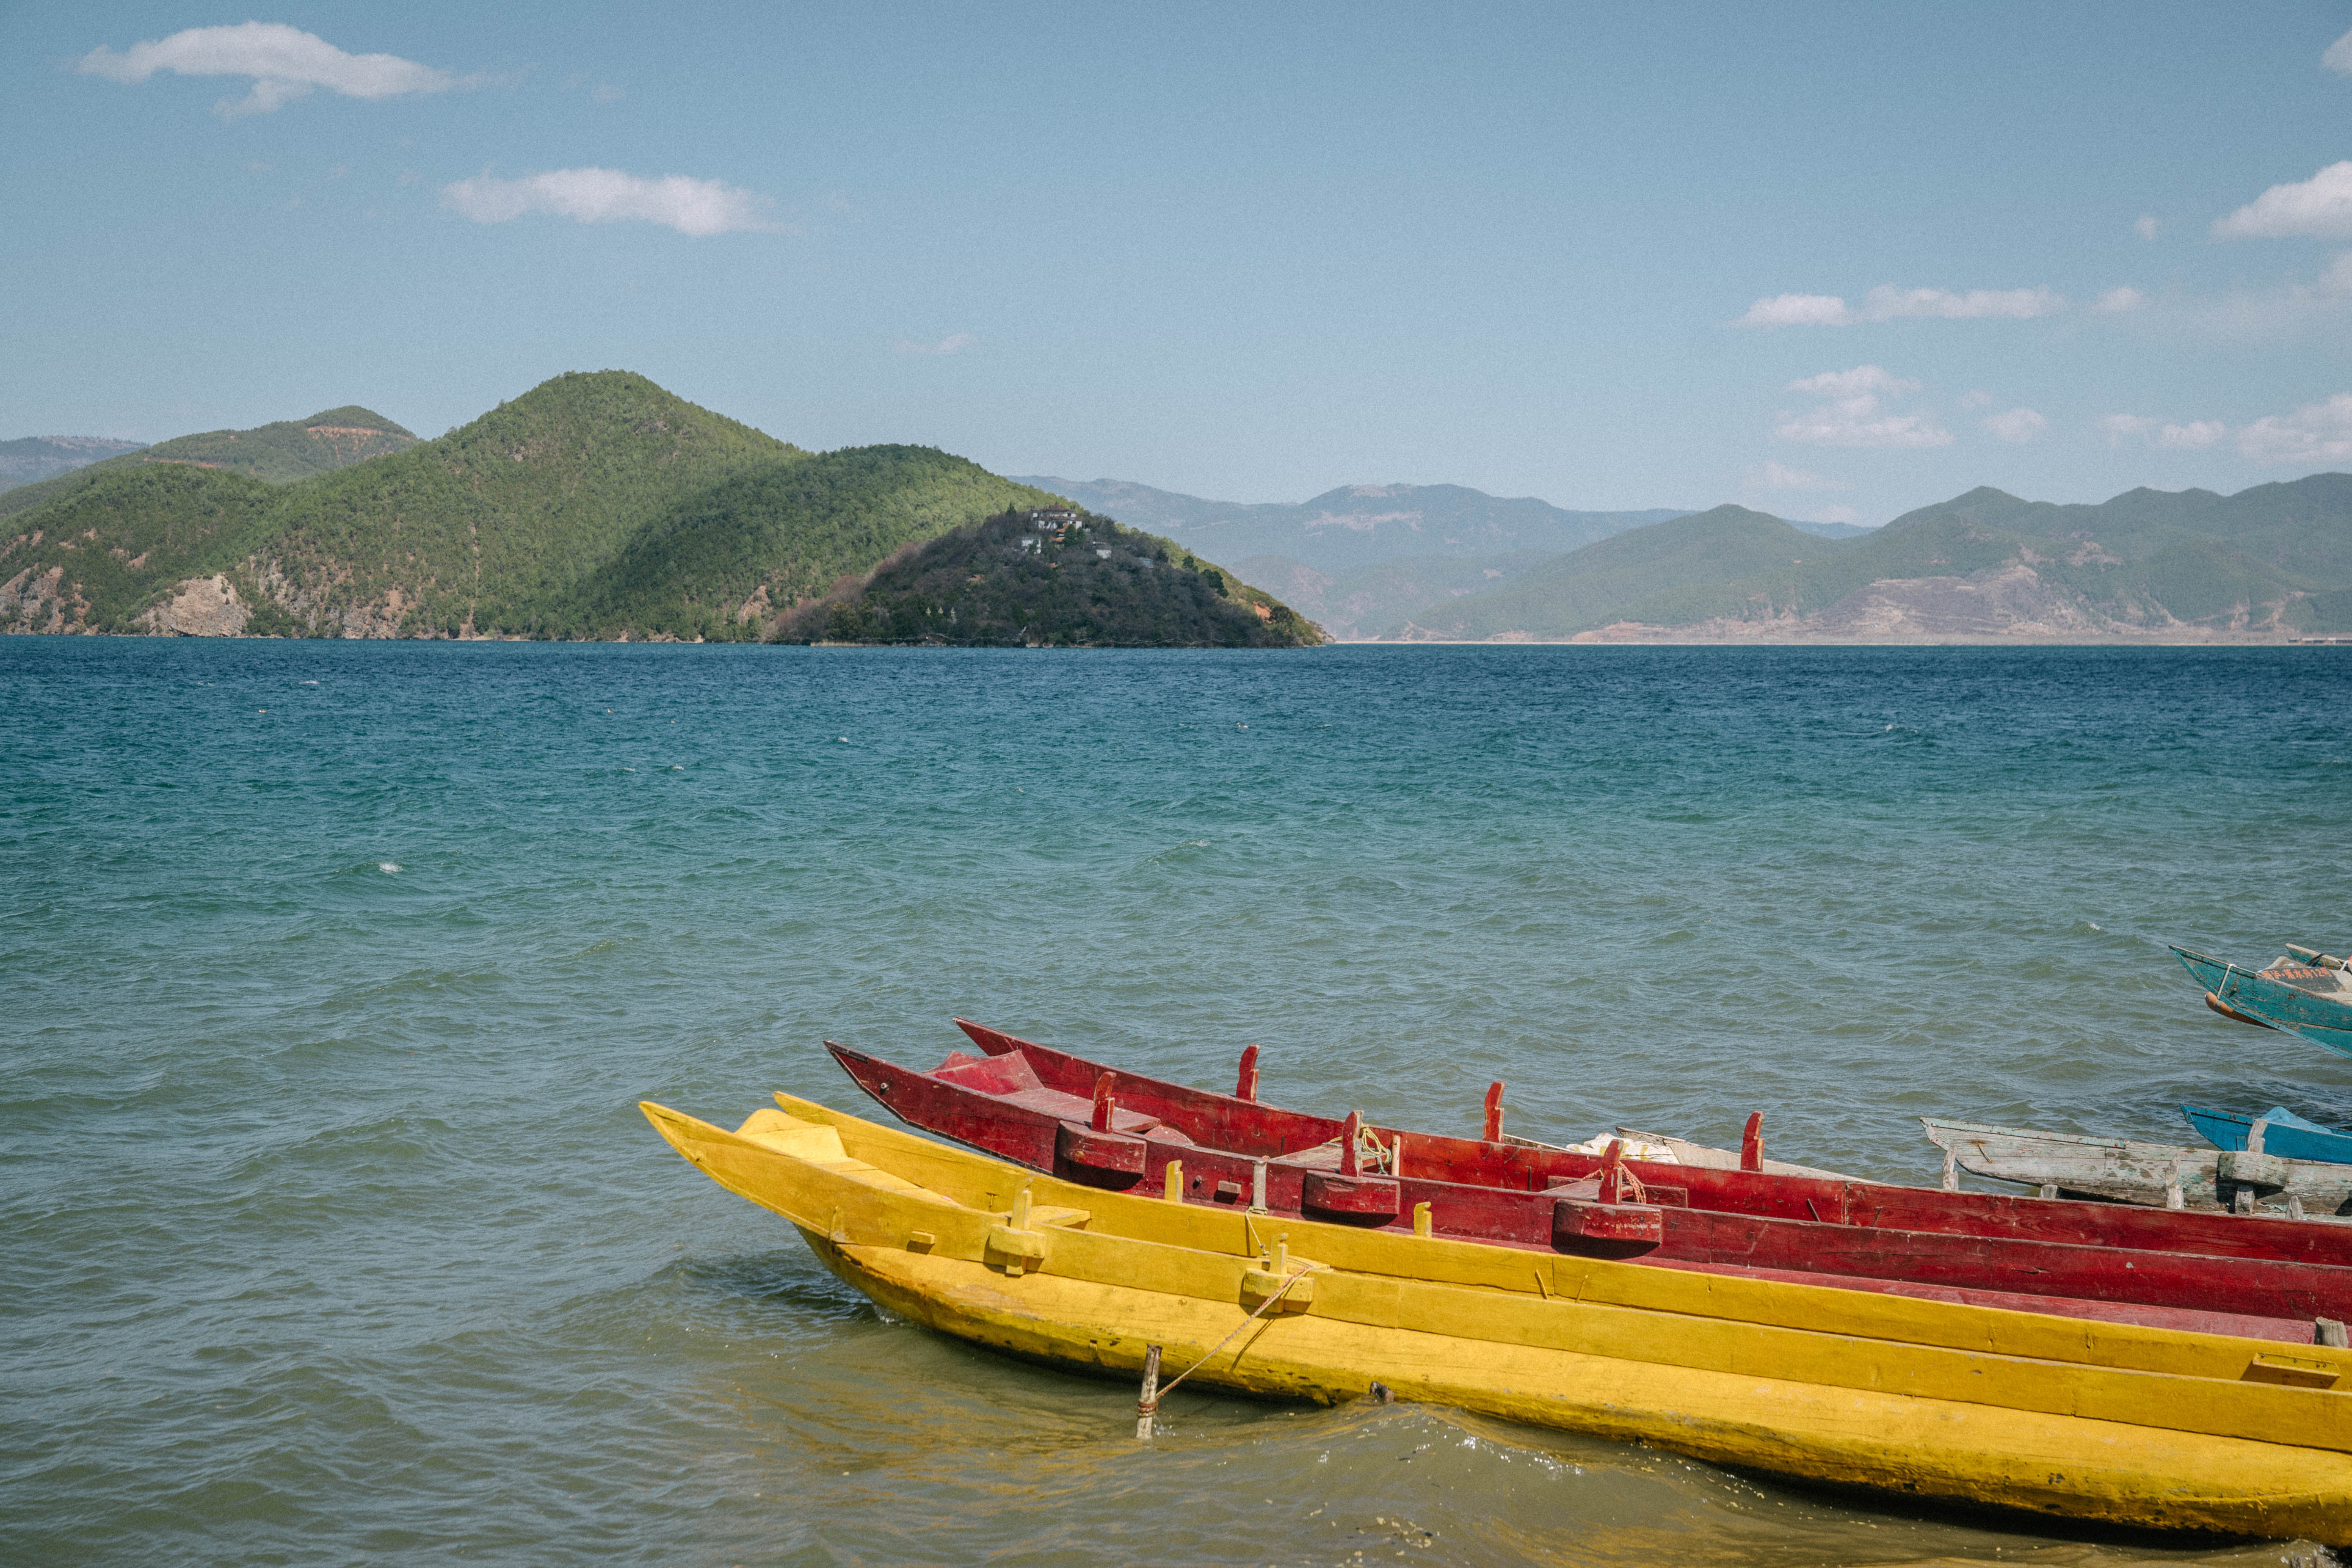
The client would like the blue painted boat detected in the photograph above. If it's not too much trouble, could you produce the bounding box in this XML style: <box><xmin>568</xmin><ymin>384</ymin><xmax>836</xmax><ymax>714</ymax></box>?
<box><xmin>2181</xmin><ymin>1104</ymin><xmax>2352</xmax><ymax>1166</ymax></box>
<box><xmin>2171</xmin><ymin>946</ymin><xmax>2352</xmax><ymax>1044</ymax></box>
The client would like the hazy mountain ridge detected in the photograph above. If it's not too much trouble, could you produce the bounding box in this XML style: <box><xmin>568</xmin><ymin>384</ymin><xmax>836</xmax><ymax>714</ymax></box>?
<box><xmin>0</xmin><ymin>407</ymin><xmax>416</xmax><ymax>523</ymax></box>
<box><xmin>1231</xmin><ymin>550</ymin><xmax>1557</xmax><ymax>641</ymax></box>
<box><xmin>0</xmin><ymin>373</ymin><xmax>1307</xmax><ymax>644</ymax></box>
<box><xmin>0</xmin><ymin>436</ymin><xmax>147</xmax><ymax>493</ymax></box>
<box><xmin>1369</xmin><ymin>479</ymin><xmax>2352</xmax><ymax>641</ymax></box>
<box><xmin>1011</xmin><ymin>475</ymin><xmax>1691</xmax><ymax>573</ymax></box>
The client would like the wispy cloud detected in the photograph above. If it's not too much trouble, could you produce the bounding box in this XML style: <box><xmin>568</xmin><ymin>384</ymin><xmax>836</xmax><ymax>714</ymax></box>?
<box><xmin>2213</xmin><ymin>162</ymin><xmax>2352</xmax><ymax>240</ymax></box>
<box><xmin>2327</xmin><ymin>28</ymin><xmax>2352</xmax><ymax>75</ymax></box>
<box><xmin>1748</xmin><ymin>460</ymin><xmax>1847</xmax><ymax>492</ymax></box>
<box><xmin>2238</xmin><ymin>393</ymin><xmax>2352</xmax><ymax>463</ymax></box>
<box><xmin>78</xmin><ymin>22</ymin><xmax>453</xmax><ymax>118</ymax></box>
<box><xmin>2176</xmin><ymin>250</ymin><xmax>2352</xmax><ymax>338</ymax></box>
<box><xmin>2102</xmin><ymin>414</ymin><xmax>2228</xmax><ymax>450</ymax></box>
<box><xmin>1982</xmin><ymin>408</ymin><xmax>2047</xmax><ymax>444</ymax></box>
<box><xmin>2135</xmin><ymin>214</ymin><xmax>2160</xmax><ymax>241</ymax></box>
<box><xmin>441</xmin><ymin>169</ymin><xmax>781</xmax><ymax>237</ymax></box>
<box><xmin>2094</xmin><ymin>286</ymin><xmax>2146</xmax><ymax>313</ymax></box>
<box><xmin>1737</xmin><ymin>285</ymin><xmax>2066</xmax><ymax>328</ymax></box>
<box><xmin>893</xmin><ymin>333</ymin><xmax>976</xmax><ymax>355</ymax></box>
<box><xmin>1775</xmin><ymin>366</ymin><xmax>1951</xmax><ymax>448</ymax></box>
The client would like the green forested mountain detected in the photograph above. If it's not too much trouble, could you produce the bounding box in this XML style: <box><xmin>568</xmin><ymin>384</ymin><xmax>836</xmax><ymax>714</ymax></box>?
<box><xmin>774</xmin><ymin>508</ymin><xmax>1321</xmax><ymax>647</ymax></box>
<box><xmin>573</xmin><ymin>445</ymin><xmax>1061</xmax><ymax>641</ymax></box>
<box><xmin>1372</xmin><ymin>478</ymin><xmax>2352</xmax><ymax>640</ymax></box>
<box><xmin>0</xmin><ymin>372</ymin><xmax>1310</xmax><ymax>644</ymax></box>
<box><xmin>0</xmin><ymin>407</ymin><xmax>414</xmax><ymax>523</ymax></box>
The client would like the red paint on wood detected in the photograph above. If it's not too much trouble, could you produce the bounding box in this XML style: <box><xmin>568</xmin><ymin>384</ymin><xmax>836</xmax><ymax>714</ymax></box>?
<box><xmin>1340</xmin><ymin>1110</ymin><xmax>1363</xmax><ymax>1176</ymax></box>
<box><xmin>1054</xmin><ymin>1119</ymin><xmax>1149</xmax><ymax>1185</ymax></box>
<box><xmin>833</xmin><ymin>1036</ymin><xmax>2352</xmax><ymax>1329</ymax></box>
<box><xmin>1598</xmin><ymin>1138</ymin><xmax>1631</xmax><ymax>1204</ymax></box>
<box><xmin>931</xmin><ymin>1024</ymin><xmax>2352</xmax><ymax>1268</ymax></box>
<box><xmin>1483</xmin><ymin>1081</ymin><xmax>1505</xmax><ymax>1143</ymax></box>
<box><xmin>1554</xmin><ymin>1196</ymin><xmax>1664</xmax><ymax>1246</ymax></box>
<box><xmin>1236</xmin><ymin>1044</ymin><xmax>1259</xmax><ymax>1102</ymax></box>
<box><xmin>1091</xmin><ymin>1073</ymin><xmax>1116</xmax><ymax>1132</ymax></box>
<box><xmin>1740</xmin><ymin>1111</ymin><xmax>1764</xmax><ymax>1173</ymax></box>
<box><xmin>1301</xmin><ymin>1169</ymin><xmax>1401</xmax><ymax>1220</ymax></box>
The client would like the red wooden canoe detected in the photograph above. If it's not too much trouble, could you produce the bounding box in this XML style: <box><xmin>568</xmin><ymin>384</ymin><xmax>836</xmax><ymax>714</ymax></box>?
<box><xmin>944</xmin><ymin>1018</ymin><xmax>2352</xmax><ymax>1269</ymax></box>
<box><xmin>825</xmin><ymin>1036</ymin><xmax>2352</xmax><ymax>1344</ymax></box>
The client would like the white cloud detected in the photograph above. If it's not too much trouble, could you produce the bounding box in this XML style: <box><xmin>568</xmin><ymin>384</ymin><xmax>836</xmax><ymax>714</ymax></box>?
<box><xmin>78</xmin><ymin>22</ymin><xmax>452</xmax><ymax>118</ymax></box>
<box><xmin>1982</xmin><ymin>408</ymin><xmax>2047</xmax><ymax>443</ymax></box>
<box><xmin>1736</xmin><ymin>284</ymin><xmax>2067</xmax><ymax>327</ymax></box>
<box><xmin>1749</xmin><ymin>461</ymin><xmax>1847</xmax><ymax>491</ymax></box>
<box><xmin>2157</xmin><ymin>420</ymin><xmax>2226</xmax><ymax>450</ymax></box>
<box><xmin>2238</xmin><ymin>393</ymin><xmax>2352</xmax><ymax>463</ymax></box>
<box><xmin>1958</xmin><ymin>389</ymin><xmax>1995</xmax><ymax>409</ymax></box>
<box><xmin>441</xmin><ymin>169</ymin><xmax>779</xmax><ymax>237</ymax></box>
<box><xmin>2103</xmin><ymin>413</ymin><xmax>2230</xmax><ymax>450</ymax></box>
<box><xmin>2327</xmin><ymin>28</ymin><xmax>2352</xmax><ymax>75</ymax></box>
<box><xmin>893</xmin><ymin>333</ymin><xmax>977</xmax><ymax>355</ymax></box>
<box><xmin>1858</xmin><ymin>285</ymin><xmax>2067</xmax><ymax>321</ymax></box>
<box><xmin>1788</xmin><ymin>365</ymin><xmax>1917</xmax><ymax>397</ymax></box>
<box><xmin>1736</xmin><ymin>293</ymin><xmax>1852</xmax><ymax>327</ymax></box>
<box><xmin>2094</xmin><ymin>286</ymin><xmax>2147</xmax><ymax>313</ymax></box>
<box><xmin>2214</xmin><ymin>162</ymin><xmax>2352</xmax><ymax>240</ymax></box>
<box><xmin>1775</xmin><ymin>365</ymin><xmax>1951</xmax><ymax>448</ymax></box>
<box><xmin>2135</xmin><ymin>214</ymin><xmax>2160</xmax><ymax>241</ymax></box>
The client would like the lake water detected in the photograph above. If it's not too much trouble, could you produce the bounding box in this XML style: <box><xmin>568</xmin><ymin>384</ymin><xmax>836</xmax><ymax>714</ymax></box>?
<box><xmin>5</xmin><ymin>638</ymin><xmax>2349</xmax><ymax>1566</ymax></box>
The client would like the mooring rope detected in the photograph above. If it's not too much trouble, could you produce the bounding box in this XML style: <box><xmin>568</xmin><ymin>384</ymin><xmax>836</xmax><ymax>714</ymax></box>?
<box><xmin>1140</xmin><ymin>1264</ymin><xmax>1313</xmax><ymax>1425</ymax></box>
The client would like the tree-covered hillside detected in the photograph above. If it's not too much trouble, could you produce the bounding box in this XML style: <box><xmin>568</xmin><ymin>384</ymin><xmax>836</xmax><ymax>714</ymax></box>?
<box><xmin>0</xmin><ymin>466</ymin><xmax>281</xmax><ymax>634</ymax></box>
<box><xmin>250</xmin><ymin>372</ymin><xmax>804</xmax><ymax>636</ymax></box>
<box><xmin>771</xmin><ymin>509</ymin><xmax>1321</xmax><ymax>647</ymax></box>
<box><xmin>574</xmin><ymin>446</ymin><xmax>1062</xmax><ymax>641</ymax></box>
<box><xmin>0</xmin><ymin>371</ymin><xmax>1316</xmax><ymax>646</ymax></box>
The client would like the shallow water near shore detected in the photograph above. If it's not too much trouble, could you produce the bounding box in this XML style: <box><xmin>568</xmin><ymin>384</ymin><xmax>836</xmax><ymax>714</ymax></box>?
<box><xmin>5</xmin><ymin>637</ymin><xmax>2350</xmax><ymax>1566</ymax></box>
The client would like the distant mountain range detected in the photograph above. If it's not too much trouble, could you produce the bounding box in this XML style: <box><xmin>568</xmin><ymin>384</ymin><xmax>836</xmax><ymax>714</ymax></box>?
<box><xmin>1014</xmin><ymin>474</ymin><xmax>1877</xmax><ymax>637</ymax></box>
<box><xmin>1008</xmin><ymin>476</ymin><xmax>1713</xmax><ymax>574</ymax></box>
<box><xmin>0</xmin><ymin>436</ymin><xmax>147</xmax><ymax>493</ymax></box>
<box><xmin>0</xmin><ymin>374</ymin><xmax>1309</xmax><ymax>644</ymax></box>
<box><xmin>1359</xmin><ymin>480</ymin><xmax>2352</xmax><ymax>641</ymax></box>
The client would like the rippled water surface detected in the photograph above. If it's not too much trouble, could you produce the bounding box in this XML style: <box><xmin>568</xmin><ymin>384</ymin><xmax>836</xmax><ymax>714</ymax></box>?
<box><xmin>6</xmin><ymin>639</ymin><xmax>2350</xmax><ymax>1566</ymax></box>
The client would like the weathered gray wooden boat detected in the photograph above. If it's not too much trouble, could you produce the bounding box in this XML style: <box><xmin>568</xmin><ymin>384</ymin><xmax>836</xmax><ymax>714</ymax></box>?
<box><xmin>1922</xmin><ymin>1117</ymin><xmax>2352</xmax><ymax>1219</ymax></box>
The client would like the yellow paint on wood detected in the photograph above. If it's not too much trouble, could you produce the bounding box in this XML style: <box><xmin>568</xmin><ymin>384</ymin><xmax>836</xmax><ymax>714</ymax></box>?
<box><xmin>644</xmin><ymin>1097</ymin><xmax>2352</xmax><ymax>1545</ymax></box>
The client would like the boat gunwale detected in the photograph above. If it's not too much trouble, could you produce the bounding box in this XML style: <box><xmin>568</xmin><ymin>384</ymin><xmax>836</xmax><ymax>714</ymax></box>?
<box><xmin>637</xmin><ymin>1096</ymin><xmax>2352</xmax><ymax>1452</ymax></box>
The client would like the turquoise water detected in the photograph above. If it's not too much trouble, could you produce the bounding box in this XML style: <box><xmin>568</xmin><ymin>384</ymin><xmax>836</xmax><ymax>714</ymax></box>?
<box><xmin>5</xmin><ymin>638</ymin><xmax>2349</xmax><ymax>1567</ymax></box>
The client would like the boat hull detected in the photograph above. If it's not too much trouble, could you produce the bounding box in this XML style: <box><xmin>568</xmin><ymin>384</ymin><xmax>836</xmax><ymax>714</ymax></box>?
<box><xmin>942</xmin><ymin>1019</ymin><xmax>2352</xmax><ymax>1265</ymax></box>
<box><xmin>642</xmin><ymin>1094</ymin><xmax>2352</xmax><ymax>1545</ymax></box>
<box><xmin>2185</xmin><ymin>1105</ymin><xmax>2352</xmax><ymax>1167</ymax></box>
<box><xmin>2174</xmin><ymin>946</ymin><xmax>2352</xmax><ymax>1044</ymax></box>
<box><xmin>828</xmin><ymin>1040</ymin><xmax>2352</xmax><ymax>1333</ymax></box>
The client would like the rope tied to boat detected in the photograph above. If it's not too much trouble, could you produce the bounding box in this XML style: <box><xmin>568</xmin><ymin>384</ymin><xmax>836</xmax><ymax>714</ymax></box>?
<box><xmin>1135</xmin><ymin>1264</ymin><xmax>1314</xmax><ymax>1438</ymax></box>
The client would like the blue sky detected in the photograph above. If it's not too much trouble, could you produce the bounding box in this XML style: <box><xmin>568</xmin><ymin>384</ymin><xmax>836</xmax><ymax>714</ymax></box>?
<box><xmin>6</xmin><ymin>3</ymin><xmax>2352</xmax><ymax>524</ymax></box>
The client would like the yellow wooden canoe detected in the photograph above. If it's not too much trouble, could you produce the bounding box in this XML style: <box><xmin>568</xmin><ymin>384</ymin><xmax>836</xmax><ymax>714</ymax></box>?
<box><xmin>642</xmin><ymin>1093</ymin><xmax>2352</xmax><ymax>1545</ymax></box>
